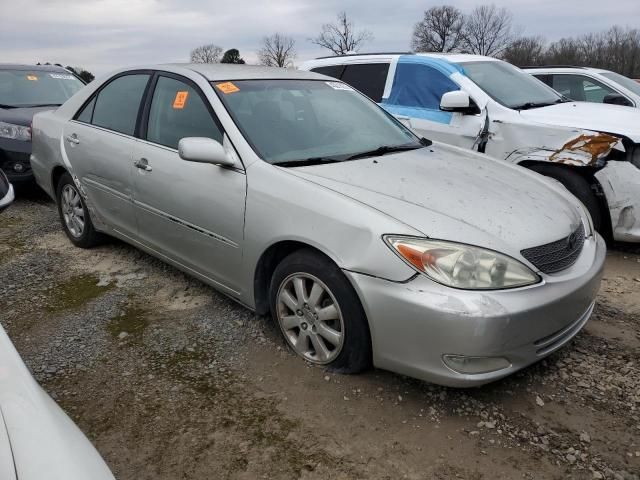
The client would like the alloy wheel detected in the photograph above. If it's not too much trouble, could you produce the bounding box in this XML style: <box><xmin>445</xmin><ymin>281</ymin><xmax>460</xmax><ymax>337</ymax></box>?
<box><xmin>61</xmin><ymin>184</ymin><xmax>85</xmax><ymax>238</ymax></box>
<box><xmin>276</xmin><ymin>273</ymin><xmax>345</xmax><ymax>364</ymax></box>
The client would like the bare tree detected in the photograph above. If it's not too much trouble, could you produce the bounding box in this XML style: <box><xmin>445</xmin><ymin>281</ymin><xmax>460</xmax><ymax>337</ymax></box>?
<box><xmin>259</xmin><ymin>33</ymin><xmax>296</xmax><ymax>67</ymax></box>
<box><xmin>502</xmin><ymin>36</ymin><xmax>546</xmax><ymax>66</ymax></box>
<box><xmin>461</xmin><ymin>5</ymin><xmax>513</xmax><ymax>57</ymax></box>
<box><xmin>311</xmin><ymin>11</ymin><xmax>373</xmax><ymax>55</ymax></box>
<box><xmin>190</xmin><ymin>44</ymin><xmax>223</xmax><ymax>63</ymax></box>
<box><xmin>411</xmin><ymin>5</ymin><xmax>464</xmax><ymax>53</ymax></box>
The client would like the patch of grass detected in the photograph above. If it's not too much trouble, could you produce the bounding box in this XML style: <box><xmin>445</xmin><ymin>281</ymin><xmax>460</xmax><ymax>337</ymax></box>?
<box><xmin>0</xmin><ymin>237</ymin><xmax>25</xmax><ymax>264</ymax></box>
<box><xmin>107</xmin><ymin>303</ymin><xmax>149</xmax><ymax>340</ymax></box>
<box><xmin>46</xmin><ymin>274</ymin><xmax>112</xmax><ymax>313</ymax></box>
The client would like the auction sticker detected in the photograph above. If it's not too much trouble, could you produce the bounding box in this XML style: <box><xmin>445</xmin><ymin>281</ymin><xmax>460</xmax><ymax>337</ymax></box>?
<box><xmin>215</xmin><ymin>82</ymin><xmax>240</xmax><ymax>94</ymax></box>
<box><xmin>49</xmin><ymin>73</ymin><xmax>75</xmax><ymax>80</ymax></box>
<box><xmin>325</xmin><ymin>81</ymin><xmax>353</xmax><ymax>91</ymax></box>
<box><xmin>26</xmin><ymin>75</ymin><xmax>38</xmax><ymax>81</ymax></box>
<box><xmin>173</xmin><ymin>91</ymin><xmax>189</xmax><ymax>109</ymax></box>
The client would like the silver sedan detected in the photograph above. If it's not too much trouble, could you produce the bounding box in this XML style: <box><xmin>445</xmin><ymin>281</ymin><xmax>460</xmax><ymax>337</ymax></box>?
<box><xmin>31</xmin><ymin>65</ymin><xmax>605</xmax><ymax>387</ymax></box>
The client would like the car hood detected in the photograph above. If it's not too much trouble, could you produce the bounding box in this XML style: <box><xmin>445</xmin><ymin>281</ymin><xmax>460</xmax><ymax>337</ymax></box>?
<box><xmin>288</xmin><ymin>144</ymin><xmax>583</xmax><ymax>258</ymax></box>
<box><xmin>519</xmin><ymin>102</ymin><xmax>640</xmax><ymax>142</ymax></box>
<box><xmin>0</xmin><ymin>326</ymin><xmax>115</xmax><ymax>480</ymax></box>
<box><xmin>0</xmin><ymin>106</ymin><xmax>58</xmax><ymax>126</ymax></box>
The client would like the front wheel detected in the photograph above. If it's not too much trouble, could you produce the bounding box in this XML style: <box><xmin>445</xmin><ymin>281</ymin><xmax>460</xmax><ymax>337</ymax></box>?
<box><xmin>529</xmin><ymin>165</ymin><xmax>606</xmax><ymax>234</ymax></box>
<box><xmin>269</xmin><ymin>249</ymin><xmax>372</xmax><ymax>373</ymax></box>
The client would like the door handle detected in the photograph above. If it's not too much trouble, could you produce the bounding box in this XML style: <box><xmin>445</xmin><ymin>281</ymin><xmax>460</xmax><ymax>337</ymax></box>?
<box><xmin>134</xmin><ymin>158</ymin><xmax>152</xmax><ymax>172</ymax></box>
<box><xmin>65</xmin><ymin>134</ymin><xmax>80</xmax><ymax>145</ymax></box>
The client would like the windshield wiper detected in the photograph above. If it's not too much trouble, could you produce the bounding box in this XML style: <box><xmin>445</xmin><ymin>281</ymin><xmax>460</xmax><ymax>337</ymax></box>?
<box><xmin>274</xmin><ymin>157</ymin><xmax>342</xmax><ymax>168</ymax></box>
<box><xmin>345</xmin><ymin>140</ymin><xmax>429</xmax><ymax>161</ymax></box>
<box><xmin>513</xmin><ymin>101</ymin><xmax>556</xmax><ymax>110</ymax></box>
<box><xmin>25</xmin><ymin>103</ymin><xmax>62</xmax><ymax>108</ymax></box>
<box><xmin>0</xmin><ymin>104</ymin><xmax>16</xmax><ymax>109</ymax></box>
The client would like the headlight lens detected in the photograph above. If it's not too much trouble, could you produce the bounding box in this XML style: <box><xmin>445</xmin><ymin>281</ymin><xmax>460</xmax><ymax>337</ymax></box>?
<box><xmin>385</xmin><ymin>236</ymin><xmax>540</xmax><ymax>290</ymax></box>
<box><xmin>0</xmin><ymin>121</ymin><xmax>31</xmax><ymax>141</ymax></box>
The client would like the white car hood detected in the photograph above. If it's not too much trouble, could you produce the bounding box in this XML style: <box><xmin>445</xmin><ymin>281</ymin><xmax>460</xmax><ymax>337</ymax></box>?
<box><xmin>520</xmin><ymin>102</ymin><xmax>640</xmax><ymax>142</ymax></box>
<box><xmin>0</xmin><ymin>327</ymin><xmax>115</xmax><ymax>480</ymax></box>
<box><xmin>289</xmin><ymin>143</ymin><xmax>583</xmax><ymax>259</ymax></box>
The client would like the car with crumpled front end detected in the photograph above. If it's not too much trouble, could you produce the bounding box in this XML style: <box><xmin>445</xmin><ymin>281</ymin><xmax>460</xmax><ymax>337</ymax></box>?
<box><xmin>0</xmin><ymin>64</ymin><xmax>84</xmax><ymax>182</ymax></box>
<box><xmin>301</xmin><ymin>53</ymin><xmax>640</xmax><ymax>243</ymax></box>
<box><xmin>30</xmin><ymin>64</ymin><xmax>605</xmax><ymax>386</ymax></box>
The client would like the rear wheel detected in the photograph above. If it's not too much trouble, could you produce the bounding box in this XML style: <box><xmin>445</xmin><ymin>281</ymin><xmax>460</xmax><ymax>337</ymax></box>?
<box><xmin>56</xmin><ymin>172</ymin><xmax>103</xmax><ymax>248</ymax></box>
<box><xmin>269</xmin><ymin>249</ymin><xmax>372</xmax><ymax>373</ymax></box>
<box><xmin>529</xmin><ymin>165</ymin><xmax>605</xmax><ymax>234</ymax></box>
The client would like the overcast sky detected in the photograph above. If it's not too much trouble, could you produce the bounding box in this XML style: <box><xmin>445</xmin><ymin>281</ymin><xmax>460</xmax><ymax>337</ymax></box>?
<box><xmin>2</xmin><ymin>0</ymin><xmax>639</xmax><ymax>75</ymax></box>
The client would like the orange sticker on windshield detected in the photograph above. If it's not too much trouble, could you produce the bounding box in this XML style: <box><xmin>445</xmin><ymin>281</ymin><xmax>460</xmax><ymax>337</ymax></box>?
<box><xmin>26</xmin><ymin>75</ymin><xmax>38</xmax><ymax>81</ymax></box>
<box><xmin>173</xmin><ymin>91</ymin><xmax>189</xmax><ymax>109</ymax></box>
<box><xmin>215</xmin><ymin>82</ymin><xmax>240</xmax><ymax>94</ymax></box>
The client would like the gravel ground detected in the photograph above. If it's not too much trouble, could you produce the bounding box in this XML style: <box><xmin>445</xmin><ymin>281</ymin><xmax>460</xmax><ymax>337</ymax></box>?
<box><xmin>1</xmin><ymin>186</ymin><xmax>639</xmax><ymax>480</ymax></box>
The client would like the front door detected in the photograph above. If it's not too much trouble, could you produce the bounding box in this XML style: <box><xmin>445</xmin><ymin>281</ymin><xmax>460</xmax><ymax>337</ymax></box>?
<box><xmin>381</xmin><ymin>61</ymin><xmax>484</xmax><ymax>149</ymax></box>
<box><xmin>62</xmin><ymin>73</ymin><xmax>151</xmax><ymax>236</ymax></box>
<box><xmin>132</xmin><ymin>74</ymin><xmax>247</xmax><ymax>294</ymax></box>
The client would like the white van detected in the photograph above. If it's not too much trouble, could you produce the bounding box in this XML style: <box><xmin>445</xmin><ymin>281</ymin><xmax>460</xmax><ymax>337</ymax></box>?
<box><xmin>301</xmin><ymin>53</ymin><xmax>640</xmax><ymax>242</ymax></box>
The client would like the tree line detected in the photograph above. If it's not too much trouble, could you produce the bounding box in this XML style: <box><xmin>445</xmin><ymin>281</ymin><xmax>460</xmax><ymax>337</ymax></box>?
<box><xmin>190</xmin><ymin>7</ymin><xmax>640</xmax><ymax>78</ymax></box>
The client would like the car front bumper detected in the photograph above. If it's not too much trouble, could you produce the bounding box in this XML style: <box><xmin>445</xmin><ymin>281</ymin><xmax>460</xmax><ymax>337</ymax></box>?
<box><xmin>596</xmin><ymin>160</ymin><xmax>640</xmax><ymax>242</ymax></box>
<box><xmin>345</xmin><ymin>234</ymin><xmax>606</xmax><ymax>387</ymax></box>
<box><xmin>0</xmin><ymin>140</ymin><xmax>33</xmax><ymax>182</ymax></box>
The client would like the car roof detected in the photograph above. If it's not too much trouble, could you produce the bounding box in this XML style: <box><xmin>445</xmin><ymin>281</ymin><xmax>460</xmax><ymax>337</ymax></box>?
<box><xmin>0</xmin><ymin>63</ymin><xmax>71</xmax><ymax>72</ymax></box>
<box><xmin>165</xmin><ymin>63</ymin><xmax>327</xmax><ymax>82</ymax></box>
<box><xmin>523</xmin><ymin>66</ymin><xmax>611</xmax><ymax>74</ymax></box>
<box><xmin>415</xmin><ymin>53</ymin><xmax>499</xmax><ymax>64</ymax></box>
<box><xmin>301</xmin><ymin>52</ymin><xmax>499</xmax><ymax>70</ymax></box>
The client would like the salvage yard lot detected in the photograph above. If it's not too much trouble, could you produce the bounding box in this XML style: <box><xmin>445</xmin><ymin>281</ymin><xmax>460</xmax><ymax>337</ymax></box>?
<box><xmin>1</xmin><ymin>188</ymin><xmax>639</xmax><ymax>480</ymax></box>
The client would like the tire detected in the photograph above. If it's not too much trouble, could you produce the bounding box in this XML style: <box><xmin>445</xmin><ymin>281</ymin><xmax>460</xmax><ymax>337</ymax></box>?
<box><xmin>529</xmin><ymin>165</ymin><xmax>605</xmax><ymax>234</ymax></box>
<box><xmin>56</xmin><ymin>172</ymin><xmax>104</xmax><ymax>248</ymax></box>
<box><xmin>269</xmin><ymin>249</ymin><xmax>372</xmax><ymax>374</ymax></box>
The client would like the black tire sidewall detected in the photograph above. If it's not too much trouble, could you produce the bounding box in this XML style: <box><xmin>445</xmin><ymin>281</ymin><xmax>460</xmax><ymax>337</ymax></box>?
<box><xmin>269</xmin><ymin>249</ymin><xmax>372</xmax><ymax>374</ymax></box>
<box><xmin>532</xmin><ymin>166</ymin><xmax>604</xmax><ymax>232</ymax></box>
<box><xmin>56</xmin><ymin>173</ymin><xmax>99</xmax><ymax>248</ymax></box>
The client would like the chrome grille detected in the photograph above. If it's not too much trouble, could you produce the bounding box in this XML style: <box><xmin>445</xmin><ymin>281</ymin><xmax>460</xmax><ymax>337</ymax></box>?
<box><xmin>521</xmin><ymin>224</ymin><xmax>585</xmax><ymax>274</ymax></box>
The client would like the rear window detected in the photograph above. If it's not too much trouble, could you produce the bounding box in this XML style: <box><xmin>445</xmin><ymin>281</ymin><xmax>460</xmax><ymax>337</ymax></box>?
<box><xmin>340</xmin><ymin>63</ymin><xmax>390</xmax><ymax>102</ymax></box>
<box><xmin>0</xmin><ymin>69</ymin><xmax>84</xmax><ymax>108</ymax></box>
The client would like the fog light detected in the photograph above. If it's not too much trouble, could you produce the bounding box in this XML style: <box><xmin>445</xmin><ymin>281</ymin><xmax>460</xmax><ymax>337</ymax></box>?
<box><xmin>13</xmin><ymin>163</ymin><xmax>24</xmax><ymax>173</ymax></box>
<box><xmin>443</xmin><ymin>355</ymin><xmax>511</xmax><ymax>374</ymax></box>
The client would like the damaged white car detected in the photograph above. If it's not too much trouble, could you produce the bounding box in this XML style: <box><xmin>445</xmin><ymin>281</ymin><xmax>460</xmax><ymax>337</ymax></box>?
<box><xmin>302</xmin><ymin>54</ymin><xmax>640</xmax><ymax>242</ymax></box>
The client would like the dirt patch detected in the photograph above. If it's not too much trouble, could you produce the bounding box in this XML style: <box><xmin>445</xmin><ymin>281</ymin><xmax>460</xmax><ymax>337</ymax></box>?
<box><xmin>1</xmin><ymin>196</ymin><xmax>639</xmax><ymax>480</ymax></box>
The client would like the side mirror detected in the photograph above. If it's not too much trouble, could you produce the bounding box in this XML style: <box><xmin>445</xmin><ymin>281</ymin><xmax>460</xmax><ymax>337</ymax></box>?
<box><xmin>440</xmin><ymin>91</ymin><xmax>480</xmax><ymax>114</ymax></box>
<box><xmin>603</xmin><ymin>93</ymin><xmax>632</xmax><ymax>107</ymax></box>
<box><xmin>178</xmin><ymin>137</ymin><xmax>235</xmax><ymax>167</ymax></box>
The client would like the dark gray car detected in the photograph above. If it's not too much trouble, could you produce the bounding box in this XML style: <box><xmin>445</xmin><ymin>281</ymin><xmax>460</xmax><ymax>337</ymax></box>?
<box><xmin>0</xmin><ymin>64</ymin><xmax>84</xmax><ymax>182</ymax></box>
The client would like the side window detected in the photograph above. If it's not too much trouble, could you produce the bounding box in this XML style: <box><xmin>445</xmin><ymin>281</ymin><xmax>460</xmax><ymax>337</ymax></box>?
<box><xmin>310</xmin><ymin>65</ymin><xmax>345</xmax><ymax>80</ymax></box>
<box><xmin>386</xmin><ymin>63</ymin><xmax>459</xmax><ymax>110</ymax></box>
<box><xmin>551</xmin><ymin>74</ymin><xmax>618</xmax><ymax>103</ymax></box>
<box><xmin>76</xmin><ymin>97</ymin><xmax>96</xmax><ymax>123</ymax></box>
<box><xmin>533</xmin><ymin>74</ymin><xmax>552</xmax><ymax>88</ymax></box>
<box><xmin>91</xmin><ymin>74</ymin><xmax>150</xmax><ymax>135</ymax></box>
<box><xmin>340</xmin><ymin>63</ymin><xmax>390</xmax><ymax>102</ymax></box>
<box><xmin>146</xmin><ymin>76</ymin><xmax>223</xmax><ymax>150</ymax></box>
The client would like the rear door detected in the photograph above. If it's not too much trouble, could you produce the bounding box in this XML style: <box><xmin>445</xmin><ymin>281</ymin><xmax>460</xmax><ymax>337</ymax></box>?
<box><xmin>132</xmin><ymin>73</ymin><xmax>247</xmax><ymax>294</ymax></box>
<box><xmin>62</xmin><ymin>72</ymin><xmax>151</xmax><ymax>236</ymax></box>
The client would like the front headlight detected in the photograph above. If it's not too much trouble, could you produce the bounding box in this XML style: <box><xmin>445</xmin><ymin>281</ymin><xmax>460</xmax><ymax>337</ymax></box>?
<box><xmin>0</xmin><ymin>121</ymin><xmax>31</xmax><ymax>141</ymax></box>
<box><xmin>384</xmin><ymin>236</ymin><xmax>540</xmax><ymax>290</ymax></box>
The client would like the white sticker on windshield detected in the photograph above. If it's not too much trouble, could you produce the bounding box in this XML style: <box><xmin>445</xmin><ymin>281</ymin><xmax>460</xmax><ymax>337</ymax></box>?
<box><xmin>49</xmin><ymin>73</ymin><xmax>75</xmax><ymax>80</ymax></box>
<box><xmin>325</xmin><ymin>81</ymin><xmax>354</xmax><ymax>91</ymax></box>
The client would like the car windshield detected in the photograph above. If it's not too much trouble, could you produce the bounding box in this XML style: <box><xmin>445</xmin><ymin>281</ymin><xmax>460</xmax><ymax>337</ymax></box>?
<box><xmin>213</xmin><ymin>79</ymin><xmax>421</xmax><ymax>165</ymax></box>
<box><xmin>0</xmin><ymin>69</ymin><xmax>84</xmax><ymax>108</ymax></box>
<box><xmin>601</xmin><ymin>71</ymin><xmax>640</xmax><ymax>97</ymax></box>
<box><xmin>462</xmin><ymin>61</ymin><xmax>563</xmax><ymax>110</ymax></box>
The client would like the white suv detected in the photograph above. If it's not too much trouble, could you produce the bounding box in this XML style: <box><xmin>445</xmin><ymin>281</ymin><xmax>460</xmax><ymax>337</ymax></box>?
<box><xmin>301</xmin><ymin>53</ymin><xmax>640</xmax><ymax>242</ymax></box>
<box><xmin>524</xmin><ymin>66</ymin><xmax>640</xmax><ymax>108</ymax></box>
